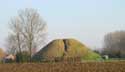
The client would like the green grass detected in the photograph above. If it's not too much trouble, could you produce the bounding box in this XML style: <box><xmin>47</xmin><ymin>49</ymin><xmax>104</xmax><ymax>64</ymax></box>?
<box><xmin>82</xmin><ymin>51</ymin><xmax>102</xmax><ymax>61</ymax></box>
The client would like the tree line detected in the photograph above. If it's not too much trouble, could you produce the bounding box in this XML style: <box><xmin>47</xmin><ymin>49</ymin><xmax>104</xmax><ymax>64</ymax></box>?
<box><xmin>101</xmin><ymin>31</ymin><xmax>125</xmax><ymax>59</ymax></box>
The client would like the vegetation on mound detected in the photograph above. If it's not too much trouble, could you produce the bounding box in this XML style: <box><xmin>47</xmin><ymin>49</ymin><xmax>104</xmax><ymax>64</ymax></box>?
<box><xmin>32</xmin><ymin>38</ymin><xmax>102</xmax><ymax>62</ymax></box>
<box><xmin>83</xmin><ymin>50</ymin><xmax>102</xmax><ymax>60</ymax></box>
<box><xmin>0</xmin><ymin>48</ymin><xmax>5</xmax><ymax>62</ymax></box>
<box><xmin>32</xmin><ymin>39</ymin><xmax>65</xmax><ymax>61</ymax></box>
<box><xmin>63</xmin><ymin>39</ymin><xmax>89</xmax><ymax>57</ymax></box>
<box><xmin>0</xmin><ymin>48</ymin><xmax>5</xmax><ymax>57</ymax></box>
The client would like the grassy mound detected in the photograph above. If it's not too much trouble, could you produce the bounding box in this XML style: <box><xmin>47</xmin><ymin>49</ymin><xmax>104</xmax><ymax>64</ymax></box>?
<box><xmin>32</xmin><ymin>39</ymin><xmax>65</xmax><ymax>61</ymax></box>
<box><xmin>32</xmin><ymin>38</ymin><xmax>102</xmax><ymax>62</ymax></box>
<box><xmin>63</xmin><ymin>39</ymin><xmax>89</xmax><ymax>57</ymax></box>
<box><xmin>0</xmin><ymin>48</ymin><xmax>5</xmax><ymax>58</ymax></box>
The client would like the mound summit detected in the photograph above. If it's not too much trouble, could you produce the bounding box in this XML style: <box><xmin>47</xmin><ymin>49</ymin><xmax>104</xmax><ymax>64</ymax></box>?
<box><xmin>32</xmin><ymin>39</ymin><xmax>101</xmax><ymax>61</ymax></box>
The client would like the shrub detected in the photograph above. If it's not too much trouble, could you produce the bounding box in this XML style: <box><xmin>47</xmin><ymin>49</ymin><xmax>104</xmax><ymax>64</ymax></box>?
<box><xmin>16</xmin><ymin>51</ymin><xmax>30</xmax><ymax>63</ymax></box>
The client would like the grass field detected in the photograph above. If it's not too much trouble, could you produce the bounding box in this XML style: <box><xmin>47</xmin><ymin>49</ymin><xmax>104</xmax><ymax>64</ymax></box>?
<box><xmin>0</xmin><ymin>61</ymin><xmax>125</xmax><ymax>72</ymax></box>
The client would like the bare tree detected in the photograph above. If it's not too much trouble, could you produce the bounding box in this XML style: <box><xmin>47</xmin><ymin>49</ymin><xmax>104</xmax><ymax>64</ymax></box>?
<box><xmin>7</xmin><ymin>17</ymin><xmax>23</xmax><ymax>54</ymax></box>
<box><xmin>7</xmin><ymin>8</ymin><xmax>47</xmax><ymax>62</ymax></box>
<box><xmin>6</xmin><ymin>34</ymin><xmax>17</xmax><ymax>54</ymax></box>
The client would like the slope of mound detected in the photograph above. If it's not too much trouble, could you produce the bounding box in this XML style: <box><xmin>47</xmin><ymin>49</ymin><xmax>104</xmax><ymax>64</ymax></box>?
<box><xmin>32</xmin><ymin>38</ymin><xmax>101</xmax><ymax>61</ymax></box>
<box><xmin>40</xmin><ymin>39</ymin><xmax>65</xmax><ymax>57</ymax></box>
<box><xmin>83</xmin><ymin>50</ymin><xmax>102</xmax><ymax>60</ymax></box>
<box><xmin>0</xmin><ymin>48</ymin><xmax>5</xmax><ymax>59</ymax></box>
<box><xmin>32</xmin><ymin>39</ymin><xmax>65</xmax><ymax>61</ymax></box>
<box><xmin>63</xmin><ymin>39</ymin><xmax>89</xmax><ymax>57</ymax></box>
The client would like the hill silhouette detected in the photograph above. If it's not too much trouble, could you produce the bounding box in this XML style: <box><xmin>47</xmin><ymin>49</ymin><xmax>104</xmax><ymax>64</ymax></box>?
<box><xmin>32</xmin><ymin>39</ymin><xmax>101</xmax><ymax>62</ymax></box>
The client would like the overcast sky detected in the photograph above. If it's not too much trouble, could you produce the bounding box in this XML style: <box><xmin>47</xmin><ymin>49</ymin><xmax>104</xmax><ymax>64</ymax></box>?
<box><xmin>0</xmin><ymin>0</ymin><xmax>125</xmax><ymax>50</ymax></box>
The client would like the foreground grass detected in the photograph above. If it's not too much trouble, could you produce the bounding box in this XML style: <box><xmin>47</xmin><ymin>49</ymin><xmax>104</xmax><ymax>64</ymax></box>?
<box><xmin>0</xmin><ymin>61</ymin><xmax>125</xmax><ymax>72</ymax></box>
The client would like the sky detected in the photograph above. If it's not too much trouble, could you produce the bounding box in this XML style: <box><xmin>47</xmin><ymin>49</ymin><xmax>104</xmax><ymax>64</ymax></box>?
<box><xmin>0</xmin><ymin>0</ymin><xmax>125</xmax><ymax>50</ymax></box>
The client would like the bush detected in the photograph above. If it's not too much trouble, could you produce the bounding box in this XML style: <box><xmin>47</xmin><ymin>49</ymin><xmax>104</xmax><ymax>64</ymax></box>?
<box><xmin>16</xmin><ymin>51</ymin><xmax>30</xmax><ymax>63</ymax></box>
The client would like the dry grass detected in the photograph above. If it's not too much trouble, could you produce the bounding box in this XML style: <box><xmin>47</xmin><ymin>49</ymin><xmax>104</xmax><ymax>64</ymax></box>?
<box><xmin>0</xmin><ymin>61</ymin><xmax>125</xmax><ymax>72</ymax></box>
<box><xmin>32</xmin><ymin>39</ymin><xmax>93</xmax><ymax>61</ymax></box>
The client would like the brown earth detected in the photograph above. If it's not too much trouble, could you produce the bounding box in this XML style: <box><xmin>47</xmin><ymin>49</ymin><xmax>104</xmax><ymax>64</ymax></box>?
<box><xmin>0</xmin><ymin>61</ymin><xmax>125</xmax><ymax>72</ymax></box>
